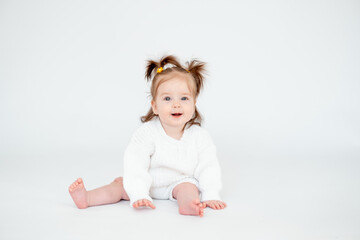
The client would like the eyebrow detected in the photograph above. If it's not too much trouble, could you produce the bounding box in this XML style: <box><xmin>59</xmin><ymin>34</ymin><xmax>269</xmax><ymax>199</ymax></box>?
<box><xmin>160</xmin><ymin>92</ymin><xmax>191</xmax><ymax>96</ymax></box>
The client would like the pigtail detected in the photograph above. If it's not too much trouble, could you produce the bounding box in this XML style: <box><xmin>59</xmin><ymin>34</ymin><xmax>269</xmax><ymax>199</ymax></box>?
<box><xmin>145</xmin><ymin>55</ymin><xmax>182</xmax><ymax>81</ymax></box>
<box><xmin>159</xmin><ymin>55</ymin><xmax>182</xmax><ymax>69</ymax></box>
<box><xmin>186</xmin><ymin>59</ymin><xmax>207</xmax><ymax>97</ymax></box>
<box><xmin>145</xmin><ymin>60</ymin><xmax>160</xmax><ymax>81</ymax></box>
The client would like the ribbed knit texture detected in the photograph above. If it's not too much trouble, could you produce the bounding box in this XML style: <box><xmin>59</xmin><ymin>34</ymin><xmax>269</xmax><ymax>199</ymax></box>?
<box><xmin>123</xmin><ymin>118</ymin><xmax>222</xmax><ymax>206</ymax></box>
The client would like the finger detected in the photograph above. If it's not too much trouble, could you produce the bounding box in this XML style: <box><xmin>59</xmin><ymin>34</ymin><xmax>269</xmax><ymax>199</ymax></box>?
<box><xmin>215</xmin><ymin>203</ymin><xmax>220</xmax><ymax>209</ymax></box>
<box><xmin>149</xmin><ymin>202</ymin><xmax>156</xmax><ymax>209</ymax></box>
<box><xmin>145</xmin><ymin>200</ymin><xmax>153</xmax><ymax>209</ymax></box>
<box><xmin>146</xmin><ymin>201</ymin><xmax>153</xmax><ymax>208</ymax></box>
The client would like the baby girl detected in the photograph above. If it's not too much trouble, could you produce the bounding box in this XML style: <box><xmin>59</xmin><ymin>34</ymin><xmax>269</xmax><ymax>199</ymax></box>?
<box><xmin>68</xmin><ymin>55</ymin><xmax>227</xmax><ymax>217</ymax></box>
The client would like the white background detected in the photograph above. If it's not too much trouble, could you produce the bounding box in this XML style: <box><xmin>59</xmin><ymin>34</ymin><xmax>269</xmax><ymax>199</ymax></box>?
<box><xmin>0</xmin><ymin>0</ymin><xmax>359</xmax><ymax>239</ymax></box>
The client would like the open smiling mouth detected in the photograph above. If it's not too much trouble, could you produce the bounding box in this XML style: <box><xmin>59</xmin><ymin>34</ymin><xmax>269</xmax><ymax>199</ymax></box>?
<box><xmin>171</xmin><ymin>113</ymin><xmax>183</xmax><ymax>117</ymax></box>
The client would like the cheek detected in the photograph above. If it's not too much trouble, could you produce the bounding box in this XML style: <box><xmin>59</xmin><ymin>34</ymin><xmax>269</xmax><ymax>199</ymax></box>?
<box><xmin>185</xmin><ymin>103</ymin><xmax>196</xmax><ymax>114</ymax></box>
<box><xmin>157</xmin><ymin>102</ymin><xmax>171</xmax><ymax>113</ymax></box>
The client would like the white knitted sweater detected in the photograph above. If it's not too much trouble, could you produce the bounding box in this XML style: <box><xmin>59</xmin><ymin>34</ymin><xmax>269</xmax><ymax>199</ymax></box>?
<box><xmin>123</xmin><ymin>118</ymin><xmax>222</xmax><ymax>206</ymax></box>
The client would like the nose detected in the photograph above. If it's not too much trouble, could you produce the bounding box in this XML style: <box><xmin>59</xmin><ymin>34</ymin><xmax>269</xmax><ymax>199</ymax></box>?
<box><xmin>172</xmin><ymin>100</ymin><xmax>180</xmax><ymax>108</ymax></box>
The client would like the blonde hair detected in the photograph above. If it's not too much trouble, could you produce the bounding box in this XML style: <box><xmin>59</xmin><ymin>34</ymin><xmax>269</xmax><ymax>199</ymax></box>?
<box><xmin>141</xmin><ymin>55</ymin><xmax>206</xmax><ymax>128</ymax></box>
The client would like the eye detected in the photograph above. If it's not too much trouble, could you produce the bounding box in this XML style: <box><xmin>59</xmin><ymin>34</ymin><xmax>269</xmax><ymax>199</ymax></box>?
<box><xmin>181</xmin><ymin>97</ymin><xmax>189</xmax><ymax>101</ymax></box>
<box><xmin>164</xmin><ymin>96</ymin><xmax>171</xmax><ymax>101</ymax></box>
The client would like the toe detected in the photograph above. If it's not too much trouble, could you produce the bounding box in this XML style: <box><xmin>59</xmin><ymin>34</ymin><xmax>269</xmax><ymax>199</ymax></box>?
<box><xmin>200</xmin><ymin>209</ymin><xmax>204</xmax><ymax>217</ymax></box>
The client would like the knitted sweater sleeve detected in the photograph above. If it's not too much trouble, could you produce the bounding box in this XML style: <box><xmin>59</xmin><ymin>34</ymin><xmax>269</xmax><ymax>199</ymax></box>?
<box><xmin>123</xmin><ymin>124</ymin><xmax>154</xmax><ymax>206</ymax></box>
<box><xmin>194</xmin><ymin>128</ymin><xmax>222</xmax><ymax>202</ymax></box>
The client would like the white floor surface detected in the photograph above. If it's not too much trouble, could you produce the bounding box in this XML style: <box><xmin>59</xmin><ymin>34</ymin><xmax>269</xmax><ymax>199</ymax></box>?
<box><xmin>0</xmin><ymin>152</ymin><xmax>359</xmax><ymax>240</ymax></box>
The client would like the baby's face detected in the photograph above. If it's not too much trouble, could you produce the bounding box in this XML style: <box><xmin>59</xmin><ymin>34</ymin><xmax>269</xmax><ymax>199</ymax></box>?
<box><xmin>152</xmin><ymin>76</ymin><xmax>196</xmax><ymax>131</ymax></box>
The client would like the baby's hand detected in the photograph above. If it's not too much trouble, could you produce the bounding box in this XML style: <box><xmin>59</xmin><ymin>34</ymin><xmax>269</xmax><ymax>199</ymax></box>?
<box><xmin>203</xmin><ymin>200</ymin><xmax>227</xmax><ymax>210</ymax></box>
<box><xmin>133</xmin><ymin>199</ymin><xmax>156</xmax><ymax>209</ymax></box>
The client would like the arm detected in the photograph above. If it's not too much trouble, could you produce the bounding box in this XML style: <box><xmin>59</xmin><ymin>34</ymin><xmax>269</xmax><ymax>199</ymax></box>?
<box><xmin>194</xmin><ymin>129</ymin><xmax>223</xmax><ymax>202</ymax></box>
<box><xmin>123</xmin><ymin>125</ymin><xmax>154</xmax><ymax>207</ymax></box>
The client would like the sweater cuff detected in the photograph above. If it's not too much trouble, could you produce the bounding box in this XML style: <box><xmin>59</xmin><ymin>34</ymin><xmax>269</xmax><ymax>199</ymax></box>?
<box><xmin>129</xmin><ymin>195</ymin><xmax>153</xmax><ymax>207</ymax></box>
<box><xmin>201</xmin><ymin>190</ymin><xmax>221</xmax><ymax>202</ymax></box>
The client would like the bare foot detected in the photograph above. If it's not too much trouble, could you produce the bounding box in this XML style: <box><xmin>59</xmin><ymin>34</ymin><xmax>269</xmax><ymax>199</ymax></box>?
<box><xmin>68</xmin><ymin>178</ymin><xmax>88</xmax><ymax>209</ymax></box>
<box><xmin>178</xmin><ymin>199</ymin><xmax>205</xmax><ymax>217</ymax></box>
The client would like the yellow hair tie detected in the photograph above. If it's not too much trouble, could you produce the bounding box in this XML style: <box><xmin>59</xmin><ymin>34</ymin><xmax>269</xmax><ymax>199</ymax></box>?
<box><xmin>157</xmin><ymin>67</ymin><xmax>163</xmax><ymax>73</ymax></box>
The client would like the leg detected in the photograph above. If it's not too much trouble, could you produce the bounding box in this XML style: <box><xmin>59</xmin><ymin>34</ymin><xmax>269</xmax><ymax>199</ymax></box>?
<box><xmin>68</xmin><ymin>177</ymin><xmax>129</xmax><ymax>209</ymax></box>
<box><xmin>172</xmin><ymin>182</ymin><xmax>206</xmax><ymax>217</ymax></box>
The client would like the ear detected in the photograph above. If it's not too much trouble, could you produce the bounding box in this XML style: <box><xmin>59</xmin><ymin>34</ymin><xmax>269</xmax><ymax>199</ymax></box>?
<box><xmin>151</xmin><ymin>100</ymin><xmax>158</xmax><ymax>115</ymax></box>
